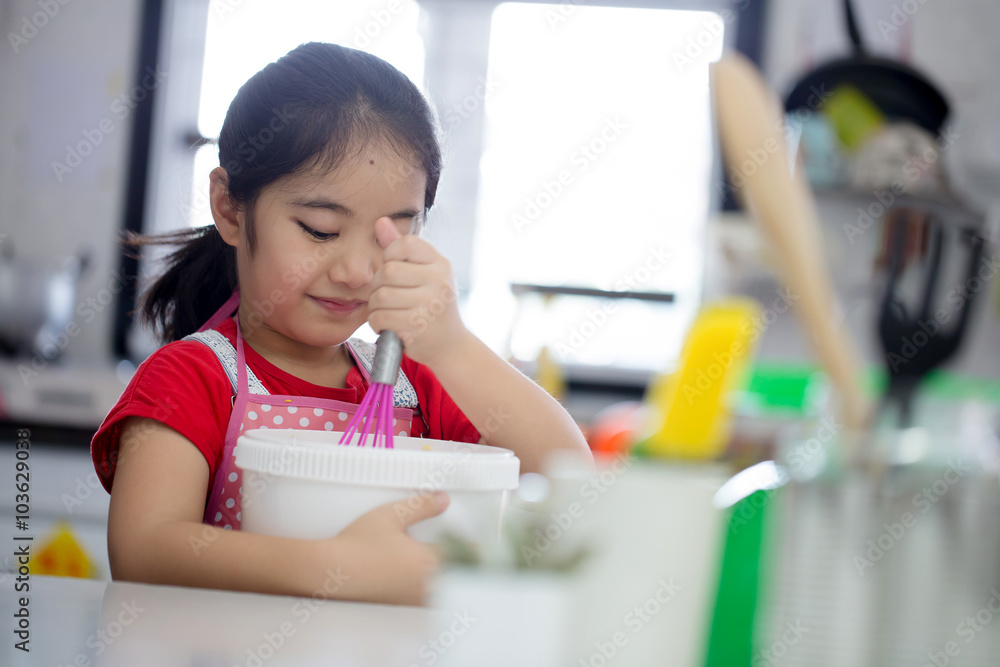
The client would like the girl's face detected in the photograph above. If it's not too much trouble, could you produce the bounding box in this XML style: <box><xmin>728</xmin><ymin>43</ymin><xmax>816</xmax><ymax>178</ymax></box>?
<box><xmin>221</xmin><ymin>141</ymin><xmax>427</xmax><ymax>352</ymax></box>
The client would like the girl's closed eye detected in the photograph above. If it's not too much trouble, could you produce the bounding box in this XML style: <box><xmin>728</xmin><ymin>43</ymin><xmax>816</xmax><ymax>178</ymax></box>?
<box><xmin>296</xmin><ymin>220</ymin><xmax>339</xmax><ymax>241</ymax></box>
<box><xmin>396</xmin><ymin>212</ymin><xmax>426</xmax><ymax>236</ymax></box>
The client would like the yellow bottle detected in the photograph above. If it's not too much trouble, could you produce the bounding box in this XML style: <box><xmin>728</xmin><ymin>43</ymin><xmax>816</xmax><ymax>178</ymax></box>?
<box><xmin>635</xmin><ymin>299</ymin><xmax>761</xmax><ymax>460</ymax></box>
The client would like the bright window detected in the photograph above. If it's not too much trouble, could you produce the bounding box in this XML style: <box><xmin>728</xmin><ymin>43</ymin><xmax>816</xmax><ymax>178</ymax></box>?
<box><xmin>465</xmin><ymin>2</ymin><xmax>725</xmax><ymax>373</ymax></box>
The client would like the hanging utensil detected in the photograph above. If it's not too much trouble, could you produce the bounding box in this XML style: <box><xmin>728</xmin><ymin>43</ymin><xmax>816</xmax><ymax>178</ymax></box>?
<box><xmin>877</xmin><ymin>210</ymin><xmax>985</xmax><ymax>426</ymax></box>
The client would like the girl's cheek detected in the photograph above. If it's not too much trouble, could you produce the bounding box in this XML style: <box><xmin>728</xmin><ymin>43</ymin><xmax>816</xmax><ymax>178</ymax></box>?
<box><xmin>290</xmin><ymin>251</ymin><xmax>330</xmax><ymax>289</ymax></box>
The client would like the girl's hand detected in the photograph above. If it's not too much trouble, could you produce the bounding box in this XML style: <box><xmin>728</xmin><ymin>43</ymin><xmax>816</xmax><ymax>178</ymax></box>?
<box><xmin>323</xmin><ymin>491</ymin><xmax>450</xmax><ymax>606</ymax></box>
<box><xmin>368</xmin><ymin>217</ymin><xmax>470</xmax><ymax>367</ymax></box>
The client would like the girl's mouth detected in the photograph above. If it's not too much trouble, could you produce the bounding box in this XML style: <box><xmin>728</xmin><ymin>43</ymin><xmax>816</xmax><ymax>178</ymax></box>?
<box><xmin>311</xmin><ymin>296</ymin><xmax>366</xmax><ymax>315</ymax></box>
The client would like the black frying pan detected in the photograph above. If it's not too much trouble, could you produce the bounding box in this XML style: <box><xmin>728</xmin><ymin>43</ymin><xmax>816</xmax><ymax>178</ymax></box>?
<box><xmin>784</xmin><ymin>0</ymin><xmax>949</xmax><ymax>137</ymax></box>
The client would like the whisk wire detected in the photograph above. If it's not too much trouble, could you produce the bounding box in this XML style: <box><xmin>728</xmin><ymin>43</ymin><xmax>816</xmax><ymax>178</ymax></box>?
<box><xmin>383</xmin><ymin>388</ymin><xmax>395</xmax><ymax>450</ymax></box>
<box><xmin>339</xmin><ymin>385</ymin><xmax>374</xmax><ymax>445</ymax></box>
<box><xmin>339</xmin><ymin>379</ymin><xmax>398</xmax><ymax>448</ymax></box>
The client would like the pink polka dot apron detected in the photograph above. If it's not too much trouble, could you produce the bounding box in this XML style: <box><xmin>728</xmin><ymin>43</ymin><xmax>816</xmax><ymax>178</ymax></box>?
<box><xmin>183</xmin><ymin>291</ymin><xmax>420</xmax><ymax>530</ymax></box>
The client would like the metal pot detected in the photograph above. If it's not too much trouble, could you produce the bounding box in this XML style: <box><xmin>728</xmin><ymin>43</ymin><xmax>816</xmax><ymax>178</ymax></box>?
<box><xmin>757</xmin><ymin>404</ymin><xmax>1000</xmax><ymax>665</ymax></box>
<box><xmin>0</xmin><ymin>241</ymin><xmax>90</xmax><ymax>360</ymax></box>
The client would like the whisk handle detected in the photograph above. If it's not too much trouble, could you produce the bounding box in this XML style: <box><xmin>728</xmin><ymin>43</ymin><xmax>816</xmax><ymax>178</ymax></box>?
<box><xmin>371</xmin><ymin>331</ymin><xmax>404</xmax><ymax>385</ymax></box>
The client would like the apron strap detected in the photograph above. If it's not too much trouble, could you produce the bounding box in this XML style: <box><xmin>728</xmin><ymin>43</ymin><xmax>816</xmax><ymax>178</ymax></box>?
<box><xmin>183</xmin><ymin>329</ymin><xmax>269</xmax><ymax>396</ymax></box>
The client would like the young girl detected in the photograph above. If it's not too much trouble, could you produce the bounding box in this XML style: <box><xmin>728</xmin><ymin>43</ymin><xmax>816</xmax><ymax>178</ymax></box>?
<box><xmin>91</xmin><ymin>42</ymin><xmax>591</xmax><ymax>606</ymax></box>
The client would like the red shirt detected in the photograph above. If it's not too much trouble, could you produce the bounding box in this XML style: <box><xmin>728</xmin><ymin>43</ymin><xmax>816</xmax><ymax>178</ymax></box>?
<box><xmin>91</xmin><ymin>318</ymin><xmax>480</xmax><ymax>495</ymax></box>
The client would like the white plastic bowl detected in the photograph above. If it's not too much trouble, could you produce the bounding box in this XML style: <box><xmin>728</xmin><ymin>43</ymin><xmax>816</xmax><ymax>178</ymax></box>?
<box><xmin>234</xmin><ymin>429</ymin><xmax>521</xmax><ymax>545</ymax></box>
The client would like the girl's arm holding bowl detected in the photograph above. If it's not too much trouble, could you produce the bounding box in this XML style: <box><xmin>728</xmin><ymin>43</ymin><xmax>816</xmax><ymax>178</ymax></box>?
<box><xmin>108</xmin><ymin>416</ymin><xmax>448</xmax><ymax>605</ymax></box>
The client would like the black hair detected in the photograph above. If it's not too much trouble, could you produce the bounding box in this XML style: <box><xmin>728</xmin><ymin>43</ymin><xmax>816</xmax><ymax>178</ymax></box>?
<box><xmin>127</xmin><ymin>42</ymin><xmax>442</xmax><ymax>342</ymax></box>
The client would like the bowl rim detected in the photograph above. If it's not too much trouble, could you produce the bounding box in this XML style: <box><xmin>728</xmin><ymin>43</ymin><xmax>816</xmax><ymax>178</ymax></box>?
<box><xmin>234</xmin><ymin>429</ymin><xmax>521</xmax><ymax>490</ymax></box>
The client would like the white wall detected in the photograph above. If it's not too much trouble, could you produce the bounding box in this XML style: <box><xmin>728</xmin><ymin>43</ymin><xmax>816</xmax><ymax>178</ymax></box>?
<box><xmin>0</xmin><ymin>0</ymin><xmax>143</xmax><ymax>365</ymax></box>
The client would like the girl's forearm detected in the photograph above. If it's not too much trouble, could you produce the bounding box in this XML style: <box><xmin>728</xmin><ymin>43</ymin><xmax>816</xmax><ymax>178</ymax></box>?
<box><xmin>114</xmin><ymin>520</ymin><xmax>365</xmax><ymax>601</ymax></box>
<box><xmin>429</xmin><ymin>331</ymin><xmax>593</xmax><ymax>473</ymax></box>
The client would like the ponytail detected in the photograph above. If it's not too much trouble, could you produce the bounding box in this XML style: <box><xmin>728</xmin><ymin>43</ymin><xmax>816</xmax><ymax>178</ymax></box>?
<box><xmin>124</xmin><ymin>225</ymin><xmax>237</xmax><ymax>343</ymax></box>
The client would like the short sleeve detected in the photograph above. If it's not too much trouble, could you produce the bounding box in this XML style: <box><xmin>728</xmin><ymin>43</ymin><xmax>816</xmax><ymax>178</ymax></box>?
<box><xmin>91</xmin><ymin>340</ymin><xmax>233</xmax><ymax>494</ymax></box>
<box><xmin>400</xmin><ymin>357</ymin><xmax>481</xmax><ymax>444</ymax></box>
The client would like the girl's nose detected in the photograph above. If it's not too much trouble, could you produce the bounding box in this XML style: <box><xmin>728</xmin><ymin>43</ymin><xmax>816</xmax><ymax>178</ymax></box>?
<box><xmin>328</xmin><ymin>237</ymin><xmax>377</xmax><ymax>290</ymax></box>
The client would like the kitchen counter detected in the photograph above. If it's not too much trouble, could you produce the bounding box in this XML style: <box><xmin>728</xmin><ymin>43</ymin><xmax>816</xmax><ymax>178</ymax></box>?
<box><xmin>1</xmin><ymin>574</ymin><xmax>447</xmax><ymax>666</ymax></box>
<box><xmin>0</xmin><ymin>458</ymin><xmax>731</xmax><ymax>667</ymax></box>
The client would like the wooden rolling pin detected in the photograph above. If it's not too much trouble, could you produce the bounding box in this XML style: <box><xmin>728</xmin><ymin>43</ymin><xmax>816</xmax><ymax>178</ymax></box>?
<box><xmin>711</xmin><ymin>52</ymin><xmax>871</xmax><ymax>434</ymax></box>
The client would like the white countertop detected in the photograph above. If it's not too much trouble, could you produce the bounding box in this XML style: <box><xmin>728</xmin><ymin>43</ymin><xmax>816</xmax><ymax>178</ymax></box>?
<box><xmin>0</xmin><ymin>453</ymin><xmax>730</xmax><ymax>667</ymax></box>
<box><xmin>1</xmin><ymin>574</ymin><xmax>446</xmax><ymax>666</ymax></box>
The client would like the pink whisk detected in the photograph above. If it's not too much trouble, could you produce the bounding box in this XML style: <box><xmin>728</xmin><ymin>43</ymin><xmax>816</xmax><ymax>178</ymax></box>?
<box><xmin>339</xmin><ymin>331</ymin><xmax>404</xmax><ymax>448</ymax></box>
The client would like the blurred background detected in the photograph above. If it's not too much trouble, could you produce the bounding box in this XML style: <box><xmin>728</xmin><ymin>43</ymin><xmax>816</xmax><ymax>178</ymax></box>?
<box><xmin>2</xmin><ymin>0</ymin><xmax>1000</xmax><ymax>665</ymax></box>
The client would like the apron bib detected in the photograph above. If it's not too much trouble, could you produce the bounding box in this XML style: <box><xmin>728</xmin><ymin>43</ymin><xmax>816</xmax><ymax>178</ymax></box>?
<box><xmin>184</xmin><ymin>290</ymin><xmax>421</xmax><ymax>530</ymax></box>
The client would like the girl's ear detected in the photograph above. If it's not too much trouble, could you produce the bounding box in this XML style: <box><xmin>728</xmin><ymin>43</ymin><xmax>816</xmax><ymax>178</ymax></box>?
<box><xmin>209</xmin><ymin>167</ymin><xmax>241</xmax><ymax>247</ymax></box>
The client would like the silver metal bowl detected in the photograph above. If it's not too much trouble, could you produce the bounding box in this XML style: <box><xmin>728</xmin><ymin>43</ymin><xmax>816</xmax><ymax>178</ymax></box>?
<box><xmin>0</xmin><ymin>242</ymin><xmax>90</xmax><ymax>360</ymax></box>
